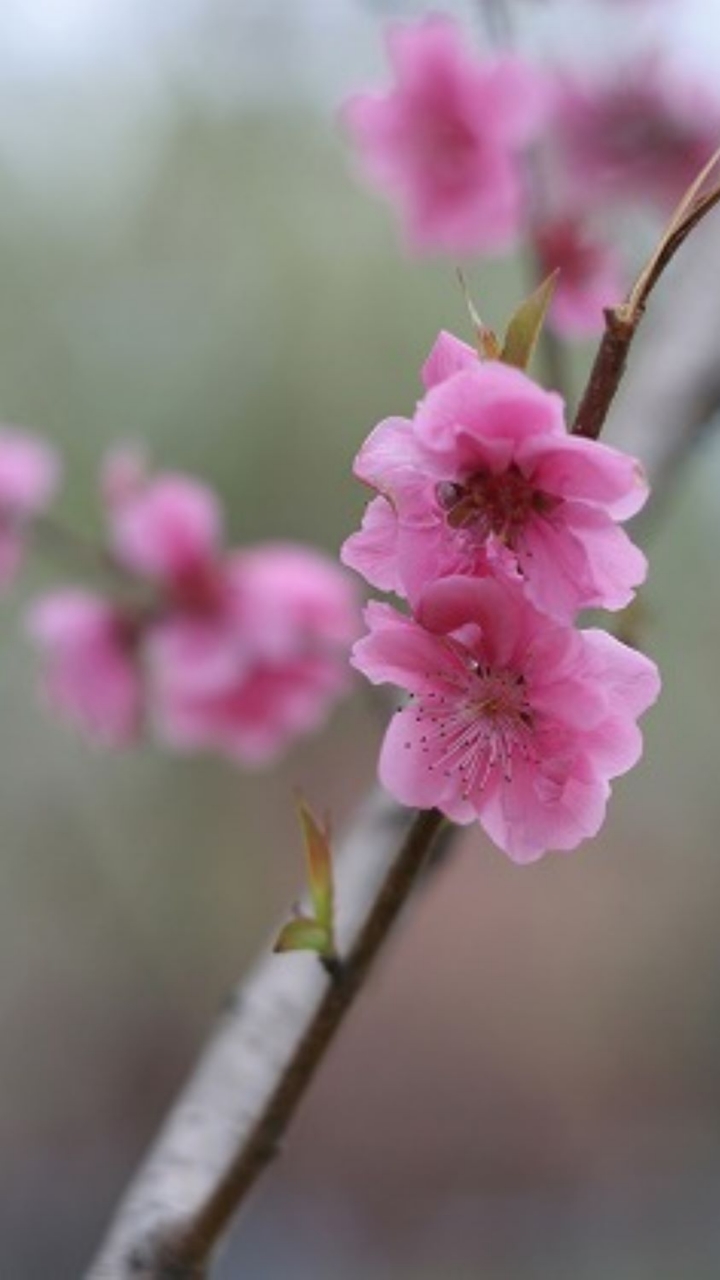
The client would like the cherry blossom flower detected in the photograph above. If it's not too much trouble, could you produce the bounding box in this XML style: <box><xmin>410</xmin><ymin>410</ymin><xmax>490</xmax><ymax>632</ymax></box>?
<box><xmin>0</xmin><ymin>427</ymin><xmax>60</xmax><ymax>589</ymax></box>
<box><xmin>342</xmin><ymin>334</ymin><xmax>647</xmax><ymax>621</ymax></box>
<box><xmin>344</xmin><ymin>17</ymin><xmax>546</xmax><ymax>254</ymax></box>
<box><xmin>534</xmin><ymin>216</ymin><xmax>623</xmax><ymax>338</ymax></box>
<box><xmin>146</xmin><ymin>544</ymin><xmax>359</xmax><ymax>765</ymax></box>
<box><xmin>552</xmin><ymin>57</ymin><xmax>720</xmax><ymax>213</ymax></box>
<box><xmin>26</xmin><ymin>590</ymin><xmax>142</xmax><ymax>747</ymax></box>
<box><xmin>352</xmin><ymin>576</ymin><xmax>660</xmax><ymax>861</ymax></box>
<box><xmin>107</xmin><ymin>465</ymin><xmax>224</xmax><ymax>613</ymax></box>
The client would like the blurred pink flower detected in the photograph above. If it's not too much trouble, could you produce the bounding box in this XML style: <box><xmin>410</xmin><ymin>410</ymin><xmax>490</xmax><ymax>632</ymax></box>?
<box><xmin>26</xmin><ymin>590</ymin><xmax>142</xmax><ymax>747</ymax></box>
<box><xmin>534</xmin><ymin>216</ymin><xmax>623</xmax><ymax>338</ymax></box>
<box><xmin>0</xmin><ymin>427</ymin><xmax>60</xmax><ymax>589</ymax></box>
<box><xmin>147</xmin><ymin>544</ymin><xmax>359</xmax><ymax>765</ymax></box>
<box><xmin>344</xmin><ymin>17</ymin><xmax>546</xmax><ymax>254</ymax></box>
<box><xmin>342</xmin><ymin>335</ymin><xmax>647</xmax><ymax>621</ymax></box>
<box><xmin>552</xmin><ymin>57</ymin><xmax>720</xmax><ymax>212</ymax></box>
<box><xmin>27</xmin><ymin>454</ymin><xmax>358</xmax><ymax>763</ymax></box>
<box><xmin>107</xmin><ymin>466</ymin><xmax>224</xmax><ymax>612</ymax></box>
<box><xmin>352</xmin><ymin>576</ymin><xmax>660</xmax><ymax>861</ymax></box>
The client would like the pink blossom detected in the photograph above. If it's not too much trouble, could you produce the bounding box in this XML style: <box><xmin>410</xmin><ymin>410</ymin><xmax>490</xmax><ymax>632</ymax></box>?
<box><xmin>344</xmin><ymin>17</ymin><xmax>546</xmax><ymax>254</ymax></box>
<box><xmin>147</xmin><ymin>544</ymin><xmax>359</xmax><ymax>765</ymax></box>
<box><xmin>342</xmin><ymin>335</ymin><xmax>647</xmax><ymax>621</ymax></box>
<box><xmin>0</xmin><ymin>427</ymin><xmax>60</xmax><ymax>589</ymax></box>
<box><xmin>352</xmin><ymin>576</ymin><xmax>660</xmax><ymax>861</ymax></box>
<box><xmin>552</xmin><ymin>57</ymin><xmax>720</xmax><ymax>213</ymax></box>
<box><xmin>108</xmin><ymin>468</ymin><xmax>223</xmax><ymax>611</ymax></box>
<box><xmin>534</xmin><ymin>217</ymin><xmax>623</xmax><ymax>338</ymax></box>
<box><xmin>101</xmin><ymin>454</ymin><xmax>360</xmax><ymax>762</ymax></box>
<box><xmin>26</xmin><ymin>590</ymin><xmax>142</xmax><ymax>747</ymax></box>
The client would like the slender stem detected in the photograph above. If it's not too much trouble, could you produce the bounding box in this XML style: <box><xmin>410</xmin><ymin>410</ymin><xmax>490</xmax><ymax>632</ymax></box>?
<box><xmin>571</xmin><ymin>308</ymin><xmax>634</xmax><ymax>439</ymax></box>
<box><xmin>573</xmin><ymin>160</ymin><xmax>720</xmax><ymax>439</ymax></box>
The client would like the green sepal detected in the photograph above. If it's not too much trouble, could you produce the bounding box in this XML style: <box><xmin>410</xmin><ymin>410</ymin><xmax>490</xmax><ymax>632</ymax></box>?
<box><xmin>298</xmin><ymin>798</ymin><xmax>334</xmax><ymax>934</ymax></box>
<box><xmin>501</xmin><ymin>271</ymin><xmax>559</xmax><ymax>370</ymax></box>
<box><xmin>273</xmin><ymin>795</ymin><xmax>337</xmax><ymax>960</ymax></box>
<box><xmin>457</xmin><ymin>269</ymin><xmax>501</xmax><ymax>360</ymax></box>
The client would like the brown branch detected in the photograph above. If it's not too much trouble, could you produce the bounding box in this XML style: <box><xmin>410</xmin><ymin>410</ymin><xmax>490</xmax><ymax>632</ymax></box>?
<box><xmin>603</xmin><ymin>215</ymin><xmax>720</xmax><ymax>527</ymax></box>
<box><xmin>573</xmin><ymin>154</ymin><xmax>720</xmax><ymax>441</ymax></box>
<box><xmin>88</xmin><ymin>796</ymin><xmax>448</xmax><ymax>1279</ymax></box>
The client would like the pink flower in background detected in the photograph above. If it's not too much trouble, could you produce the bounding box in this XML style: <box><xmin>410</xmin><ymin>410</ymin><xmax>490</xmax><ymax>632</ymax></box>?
<box><xmin>534</xmin><ymin>217</ymin><xmax>623</xmax><ymax>338</ymax></box>
<box><xmin>344</xmin><ymin>17</ymin><xmax>546</xmax><ymax>254</ymax></box>
<box><xmin>0</xmin><ymin>428</ymin><xmax>60</xmax><ymax>589</ymax></box>
<box><xmin>25</xmin><ymin>453</ymin><xmax>359</xmax><ymax>762</ymax></box>
<box><xmin>342</xmin><ymin>335</ymin><xmax>647</xmax><ymax>621</ymax></box>
<box><xmin>552</xmin><ymin>57</ymin><xmax>720</xmax><ymax>213</ymax></box>
<box><xmin>352</xmin><ymin>576</ymin><xmax>660</xmax><ymax>861</ymax></box>
<box><xmin>107</xmin><ymin>463</ymin><xmax>224</xmax><ymax>612</ymax></box>
<box><xmin>147</xmin><ymin>544</ymin><xmax>359</xmax><ymax>765</ymax></box>
<box><xmin>107</xmin><ymin>463</ymin><xmax>359</xmax><ymax>763</ymax></box>
<box><xmin>26</xmin><ymin>590</ymin><xmax>142</xmax><ymax>747</ymax></box>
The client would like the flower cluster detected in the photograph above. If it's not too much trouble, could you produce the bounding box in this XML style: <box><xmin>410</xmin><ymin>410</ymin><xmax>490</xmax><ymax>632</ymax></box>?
<box><xmin>0</xmin><ymin>437</ymin><xmax>358</xmax><ymax>763</ymax></box>
<box><xmin>343</xmin><ymin>334</ymin><xmax>660</xmax><ymax>862</ymax></box>
<box><xmin>345</xmin><ymin>16</ymin><xmax>720</xmax><ymax>337</ymax></box>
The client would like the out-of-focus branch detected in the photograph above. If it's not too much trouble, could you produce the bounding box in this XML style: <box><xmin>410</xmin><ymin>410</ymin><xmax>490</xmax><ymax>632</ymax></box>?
<box><xmin>88</xmin><ymin>795</ymin><xmax>448</xmax><ymax>1279</ymax></box>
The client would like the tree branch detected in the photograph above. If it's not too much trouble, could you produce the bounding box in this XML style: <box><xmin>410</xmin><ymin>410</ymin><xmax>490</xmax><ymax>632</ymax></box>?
<box><xmin>604</xmin><ymin>215</ymin><xmax>720</xmax><ymax>528</ymax></box>
<box><xmin>87</xmin><ymin>174</ymin><xmax>720</xmax><ymax>1280</ymax></box>
<box><xmin>573</xmin><ymin>157</ymin><xmax>720</xmax><ymax>441</ymax></box>
<box><xmin>88</xmin><ymin>796</ymin><xmax>448</xmax><ymax>1279</ymax></box>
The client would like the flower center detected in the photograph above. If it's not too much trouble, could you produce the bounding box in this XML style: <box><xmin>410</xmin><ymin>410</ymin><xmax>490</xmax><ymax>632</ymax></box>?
<box><xmin>411</xmin><ymin>660</ymin><xmax>536</xmax><ymax>798</ymax></box>
<box><xmin>436</xmin><ymin>465</ymin><xmax>557</xmax><ymax>547</ymax></box>
<box><xmin>417</xmin><ymin>114</ymin><xmax>478</xmax><ymax>187</ymax></box>
<box><xmin>170</xmin><ymin>560</ymin><xmax>225</xmax><ymax>614</ymax></box>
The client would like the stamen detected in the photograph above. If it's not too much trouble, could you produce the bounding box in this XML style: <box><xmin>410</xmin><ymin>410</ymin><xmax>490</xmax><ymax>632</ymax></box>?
<box><xmin>435</xmin><ymin>465</ymin><xmax>560</xmax><ymax>550</ymax></box>
<box><xmin>410</xmin><ymin>663</ymin><xmax>537</xmax><ymax>800</ymax></box>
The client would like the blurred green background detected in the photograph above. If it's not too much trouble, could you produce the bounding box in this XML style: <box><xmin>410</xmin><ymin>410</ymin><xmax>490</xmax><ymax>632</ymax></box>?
<box><xmin>3</xmin><ymin>1</ymin><xmax>720</xmax><ymax>1276</ymax></box>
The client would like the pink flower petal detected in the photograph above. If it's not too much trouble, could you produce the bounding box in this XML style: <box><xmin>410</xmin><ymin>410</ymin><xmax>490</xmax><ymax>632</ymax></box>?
<box><xmin>341</xmin><ymin>496</ymin><xmax>402</xmax><ymax>593</ymax></box>
<box><xmin>414</xmin><ymin>365</ymin><xmax>565</xmax><ymax>475</ymax></box>
<box><xmin>26</xmin><ymin>589</ymin><xmax>141</xmax><ymax>747</ymax></box>
<box><xmin>0</xmin><ymin>428</ymin><xmax>60</xmax><ymax>514</ymax></box>
<box><xmin>526</xmin><ymin>434</ymin><xmax>648</xmax><ymax>519</ymax></box>
<box><xmin>421</xmin><ymin>331</ymin><xmax>478</xmax><ymax>390</ymax></box>
<box><xmin>111</xmin><ymin>474</ymin><xmax>223</xmax><ymax>583</ymax></box>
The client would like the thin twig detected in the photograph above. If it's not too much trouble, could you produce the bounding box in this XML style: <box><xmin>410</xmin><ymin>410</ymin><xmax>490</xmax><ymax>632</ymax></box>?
<box><xmin>573</xmin><ymin>153</ymin><xmax>720</xmax><ymax>440</ymax></box>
